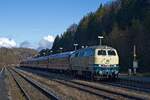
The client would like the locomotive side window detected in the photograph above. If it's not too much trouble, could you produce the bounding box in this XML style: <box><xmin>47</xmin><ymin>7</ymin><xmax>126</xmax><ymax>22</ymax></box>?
<box><xmin>78</xmin><ymin>51</ymin><xmax>84</xmax><ymax>57</ymax></box>
<box><xmin>108</xmin><ymin>50</ymin><xmax>116</xmax><ymax>56</ymax></box>
<box><xmin>97</xmin><ymin>50</ymin><xmax>106</xmax><ymax>56</ymax></box>
<box><xmin>84</xmin><ymin>48</ymin><xmax>93</xmax><ymax>56</ymax></box>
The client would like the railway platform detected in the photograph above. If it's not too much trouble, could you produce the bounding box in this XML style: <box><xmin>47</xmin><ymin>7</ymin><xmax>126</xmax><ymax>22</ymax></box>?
<box><xmin>0</xmin><ymin>68</ymin><xmax>8</xmax><ymax>100</ymax></box>
<box><xmin>119</xmin><ymin>73</ymin><xmax>150</xmax><ymax>84</ymax></box>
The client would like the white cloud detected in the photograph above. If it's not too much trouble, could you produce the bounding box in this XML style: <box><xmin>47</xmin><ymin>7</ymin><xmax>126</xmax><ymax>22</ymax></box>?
<box><xmin>0</xmin><ymin>35</ymin><xmax>55</xmax><ymax>50</ymax></box>
<box><xmin>0</xmin><ymin>37</ymin><xmax>17</xmax><ymax>48</ymax></box>
<box><xmin>37</xmin><ymin>35</ymin><xmax>55</xmax><ymax>50</ymax></box>
<box><xmin>43</xmin><ymin>35</ymin><xmax>55</xmax><ymax>42</ymax></box>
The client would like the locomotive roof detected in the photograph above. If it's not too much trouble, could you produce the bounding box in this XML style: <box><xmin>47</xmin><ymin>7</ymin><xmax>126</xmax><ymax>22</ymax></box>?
<box><xmin>88</xmin><ymin>45</ymin><xmax>115</xmax><ymax>50</ymax></box>
<box><xmin>75</xmin><ymin>45</ymin><xmax>115</xmax><ymax>52</ymax></box>
<box><xmin>49</xmin><ymin>51</ymin><xmax>74</xmax><ymax>58</ymax></box>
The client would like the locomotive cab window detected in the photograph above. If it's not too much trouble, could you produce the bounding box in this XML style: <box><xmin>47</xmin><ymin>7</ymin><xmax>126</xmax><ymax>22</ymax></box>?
<box><xmin>108</xmin><ymin>50</ymin><xmax>116</xmax><ymax>56</ymax></box>
<box><xmin>97</xmin><ymin>50</ymin><xmax>106</xmax><ymax>56</ymax></box>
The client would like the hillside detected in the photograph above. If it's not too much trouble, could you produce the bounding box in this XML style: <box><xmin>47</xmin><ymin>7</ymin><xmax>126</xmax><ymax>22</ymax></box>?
<box><xmin>0</xmin><ymin>47</ymin><xmax>38</xmax><ymax>68</ymax></box>
<box><xmin>51</xmin><ymin>0</ymin><xmax>150</xmax><ymax>72</ymax></box>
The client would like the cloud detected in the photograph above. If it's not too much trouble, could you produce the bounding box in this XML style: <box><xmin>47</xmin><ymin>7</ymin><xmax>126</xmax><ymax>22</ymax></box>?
<box><xmin>0</xmin><ymin>37</ymin><xmax>17</xmax><ymax>48</ymax></box>
<box><xmin>43</xmin><ymin>35</ymin><xmax>55</xmax><ymax>42</ymax></box>
<box><xmin>20</xmin><ymin>41</ymin><xmax>33</xmax><ymax>48</ymax></box>
<box><xmin>37</xmin><ymin>35</ymin><xmax>55</xmax><ymax>51</ymax></box>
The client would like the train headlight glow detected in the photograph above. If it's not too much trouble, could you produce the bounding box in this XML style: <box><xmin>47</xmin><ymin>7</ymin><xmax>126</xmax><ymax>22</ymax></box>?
<box><xmin>115</xmin><ymin>71</ymin><xmax>119</xmax><ymax>74</ymax></box>
<box><xmin>98</xmin><ymin>65</ymin><xmax>101</xmax><ymax>67</ymax></box>
<box><xmin>113</xmin><ymin>65</ymin><xmax>118</xmax><ymax>67</ymax></box>
<box><xmin>99</xmin><ymin>71</ymin><xmax>102</xmax><ymax>75</ymax></box>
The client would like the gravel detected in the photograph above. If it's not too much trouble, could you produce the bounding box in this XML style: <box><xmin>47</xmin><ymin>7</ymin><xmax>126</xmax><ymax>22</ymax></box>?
<box><xmin>17</xmin><ymin>68</ymin><xmax>103</xmax><ymax>100</ymax></box>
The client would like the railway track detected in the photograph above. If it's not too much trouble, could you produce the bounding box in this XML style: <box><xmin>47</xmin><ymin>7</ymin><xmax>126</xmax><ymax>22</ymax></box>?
<box><xmin>0</xmin><ymin>67</ymin><xmax>4</xmax><ymax>75</ymax></box>
<box><xmin>13</xmin><ymin>68</ymin><xmax>106</xmax><ymax>100</ymax></box>
<box><xmin>7</xmin><ymin>68</ymin><xmax>59</xmax><ymax>100</ymax></box>
<box><xmin>7</xmin><ymin>68</ymin><xmax>31</xmax><ymax>100</ymax></box>
<box><xmin>54</xmin><ymin>79</ymin><xmax>142</xmax><ymax>100</ymax></box>
<box><xmin>17</xmin><ymin>67</ymin><xmax>150</xmax><ymax>100</ymax></box>
<box><xmin>69</xmin><ymin>80</ymin><xmax>150</xmax><ymax>99</ymax></box>
<box><xmin>101</xmin><ymin>79</ymin><xmax>150</xmax><ymax>93</ymax></box>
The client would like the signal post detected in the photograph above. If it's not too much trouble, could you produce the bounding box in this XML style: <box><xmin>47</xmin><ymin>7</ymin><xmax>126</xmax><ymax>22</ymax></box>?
<box><xmin>133</xmin><ymin>45</ymin><xmax>138</xmax><ymax>75</ymax></box>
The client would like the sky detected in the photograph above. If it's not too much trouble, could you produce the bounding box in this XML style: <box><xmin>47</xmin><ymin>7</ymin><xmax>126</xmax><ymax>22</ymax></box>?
<box><xmin>0</xmin><ymin>0</ymin><xmax>111</xmax><ymax>50</ymax></box>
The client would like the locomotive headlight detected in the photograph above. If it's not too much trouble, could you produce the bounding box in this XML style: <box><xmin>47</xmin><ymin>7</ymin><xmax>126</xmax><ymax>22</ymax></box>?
<box><xmin>115</xmin><ymin>70</ymin><xmax>119</xmax><ymax>74</ymax></box>
<box><xmin>113</xmin><ymin>64</ymin><xmax>118</xmax><ymax>67</ymax></box>
<box><xmin>99</xmin><ymin>71</ymin><xmax>102</xmax><ymax>75</ymax></box>
<box><xmin>98</xmin><ymin>64</ymin><xmax>101</xmax><ymax>67</ymax></box>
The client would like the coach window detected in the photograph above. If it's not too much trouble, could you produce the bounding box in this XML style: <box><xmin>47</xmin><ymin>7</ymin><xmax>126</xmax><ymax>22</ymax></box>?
<box><xmin>98</xmin><ymin>50</ymin><xmax>106</xmax><ymax>56</ymax></box>
<box><xmin>88</xmin><ymin>49</ymin><xmax>93</xmax><ymax>56</ymax></box>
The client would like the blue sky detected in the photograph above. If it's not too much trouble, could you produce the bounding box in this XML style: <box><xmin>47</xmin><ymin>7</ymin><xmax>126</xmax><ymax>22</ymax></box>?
<box><xmin>0</xmin><ymin>0</ymin><xmax>111</xmax><ymax>49</ymax></box>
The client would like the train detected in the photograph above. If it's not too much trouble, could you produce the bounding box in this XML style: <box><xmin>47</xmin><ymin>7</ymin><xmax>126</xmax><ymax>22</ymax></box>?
<box><xmin>20</xmin><ymin>45</ymin><xmax>119</xmax><ymax>79</ymax></box>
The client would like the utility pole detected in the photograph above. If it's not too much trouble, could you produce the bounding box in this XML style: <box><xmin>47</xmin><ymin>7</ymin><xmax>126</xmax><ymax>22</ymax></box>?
<box><xmin>74</xmin><ymin>44</ymin><xmax>78</xmax><ymax>51</ymax></box>
<box><xmin>59</xmin><ymin>47</ymin><xmax>63</xmax><ymax>53</ymax></box>
<box><xmin>50</xmin><ymin>50</ymin><xmax>53</xmax><ymax>54</ymax></box>
<box><xmin>133</xmin><ymin>45</ymin><xmax>136</xmax><ymax>61</ymax></box>
<box><xmin>133</xmin><ymin>45</ymin><xmax>138</xmax><ymax>75</ymax></box>
<box><xmin>98</xmin><ymin>36</ymin><xmax>104</xmax><ymax>45</ymax></box>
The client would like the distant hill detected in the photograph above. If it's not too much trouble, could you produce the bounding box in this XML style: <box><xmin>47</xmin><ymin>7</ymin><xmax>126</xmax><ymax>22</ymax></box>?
<box><xmin>0</xmin><ymin>47</ymin><xmax>38</xmax><ymax>68</ymax></box>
